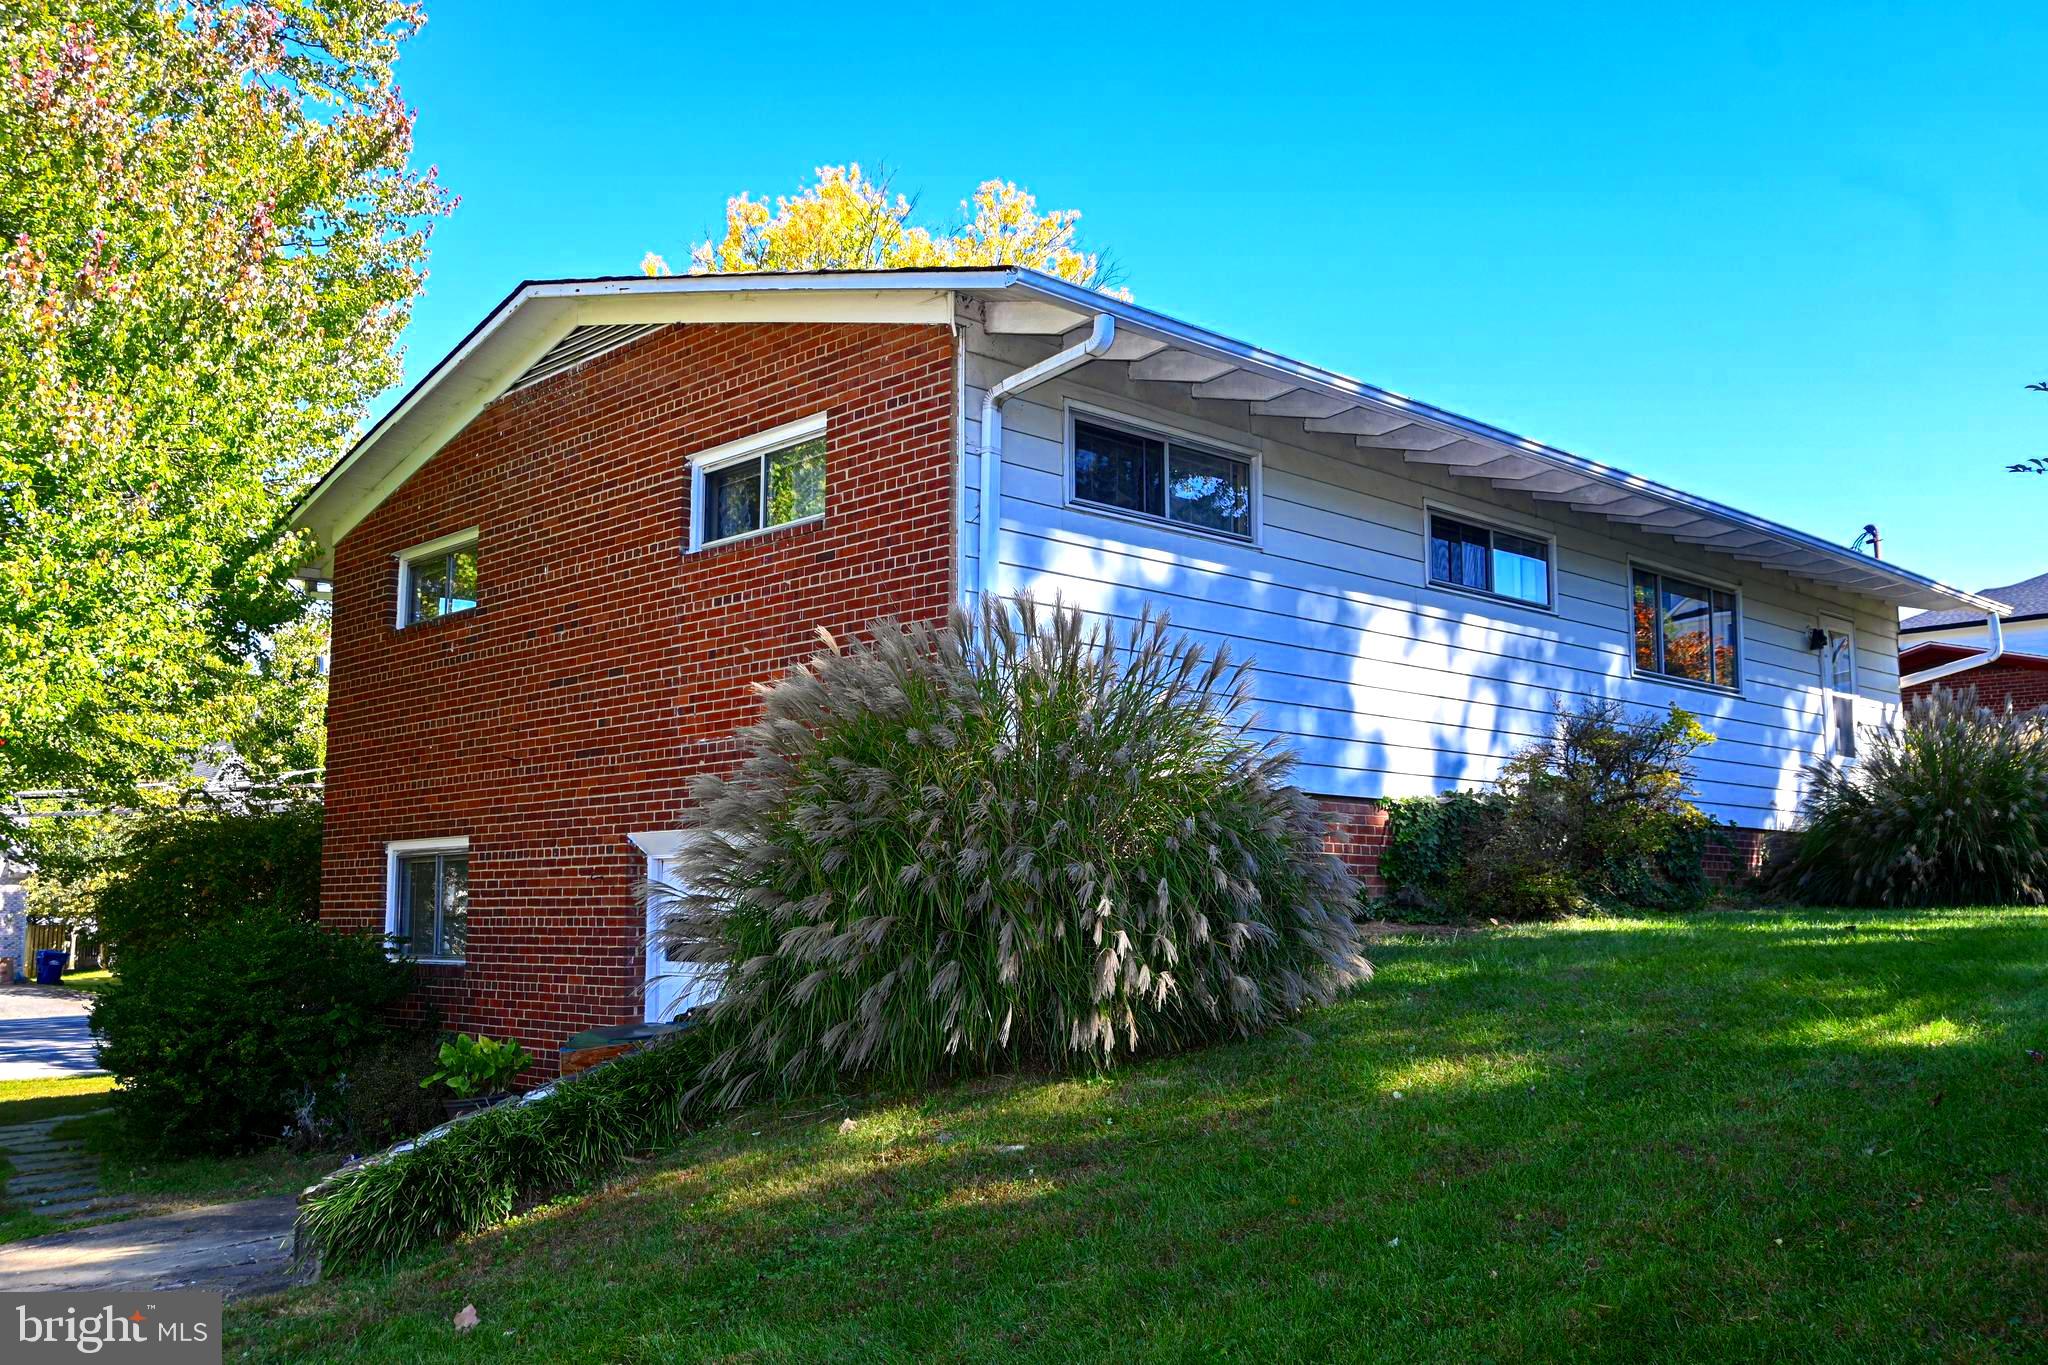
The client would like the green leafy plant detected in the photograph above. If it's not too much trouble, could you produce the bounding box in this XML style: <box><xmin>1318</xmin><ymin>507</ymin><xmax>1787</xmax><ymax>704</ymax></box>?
<box><xmin>1378</xmin><ymin>791</ymin><xmax>1502</xmax><ymax>916</ymax></box>
<box><xmin>339</xmin><ymin>1030</ymin><xmax>446</xmax><ymax>1150</ymax></box>
<box><xmin>299</xmin><ymin>1028</ymin><xmax>710</xmax><ymax>1271</ymax></box>
<box><xmin>420</xmin><ymin>1034</ymin><xmax>535</xmax><ymax>1100</ymax></box>
<box><xmin>1770</xmin><ymin>686</ymin><xmax>2048</xmax><ymax>906</ymax></box>
<box><xmin>90</xmin><ymin>909</ymin><xmax>411</xmax><ymax>1153</ymax></box>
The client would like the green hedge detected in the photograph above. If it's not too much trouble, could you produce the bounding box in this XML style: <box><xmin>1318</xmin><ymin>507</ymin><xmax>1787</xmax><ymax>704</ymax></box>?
<box><xmin>94</xmin><ymin>802</ymin><xmax>322</xmax><ymax>956</ymax></box>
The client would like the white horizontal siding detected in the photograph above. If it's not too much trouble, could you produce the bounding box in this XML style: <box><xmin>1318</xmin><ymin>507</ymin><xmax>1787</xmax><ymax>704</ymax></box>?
<box><xmin>960</xmin><ymin>325</ymin><xmax>1901</xmax><ymax>830</ymax></box>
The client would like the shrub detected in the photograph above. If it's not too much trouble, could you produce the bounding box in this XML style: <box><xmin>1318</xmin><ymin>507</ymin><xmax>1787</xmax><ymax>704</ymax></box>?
<box><xmin>1379</xmin><ymin>700</ymin><xmax>1717</xmax><ymax>919</ymax></box>
<box><xmin>1770</xmin><ymin>687</ymin><xmax>2048</xmax><ymax>907</ymax></box>
<box><xmin>1377</xmin><ymin>791</ymin><xmax>1502</xmax><ymax>916</ymax></box>
<box><xmin>92</xmin><ymin>801</ymin><xmax>322</xmax><ymax>957</ymax></box>
<box><xmin>337</xmin><ymin>1030</ymin><xmax>447</xmax><ymax>1152</ymax></box>
<box><xmin>657</xmin><ymin>597</ymin><xmax>1371</xmax><ymax>1111</ymax></box>
<box><xmin>91</xmin><ymin>909</ymin><xmax>411</xmax><ymax>1152</ymax></box>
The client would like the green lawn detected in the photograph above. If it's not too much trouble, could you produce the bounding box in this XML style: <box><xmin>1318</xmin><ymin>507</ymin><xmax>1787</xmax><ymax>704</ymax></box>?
<box><xmin>58</xmin><ymin>968</ymin><xmax>115</xmax><ymax>998</ymax></box>
<box><xmin>231</xmin><ymin>907</ymin><xmax>2048</xmax><ymax>1362</ymax></box>
<box><xmin>0</xmin><ymin>1075</ymin><xmax>116</xmax><ymax>1127</ymax></box>
<box><xmin>49</xmin><ymin>1112</ymin><xmax>339</xmax><ymax>1209</ymax></box>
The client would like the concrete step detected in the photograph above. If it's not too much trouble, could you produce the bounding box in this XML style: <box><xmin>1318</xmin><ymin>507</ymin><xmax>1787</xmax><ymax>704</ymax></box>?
<box><xmin>8</xmin><ymin>1172</ymin><xmax>101</xmax><ymax>1197</ymax></box>
<box><xmin>28</xmin><ymin>1195</ymin><xmax>131</xmax><ymax>1219</ymax></box>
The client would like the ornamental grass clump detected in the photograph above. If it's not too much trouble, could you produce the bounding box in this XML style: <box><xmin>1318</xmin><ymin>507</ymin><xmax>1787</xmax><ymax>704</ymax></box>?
<box><xmin>1771</xmin><ymin>686</ymin><xmax>2048</xmax><ymax>907</ymax></box>
<box><xmin>655</xmin><ymin>595</ymin><xmax>1371</xmax><ymax>1111</ymax></box>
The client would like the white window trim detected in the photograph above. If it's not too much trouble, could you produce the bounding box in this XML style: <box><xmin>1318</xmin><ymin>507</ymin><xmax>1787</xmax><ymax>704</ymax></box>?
<box><xmin>1627</xmin><ymin>557</ymin><xmax>1746</xmax><ymax>695</ymax></box>
<box><xmin>1421</xmin><ymin>500</ymin><xmax>1559</xmax><ymax>614</ymax></box>
<box><xmin>384</xmin><ymin>835</ymin><xmax>469</xmax><ymax>964</ymax></box>
<box><xmin>1062</xmin><ymin>400</ymin><xmax>1264</xmax><ymax>548</ymax></box>
<box><xmin>393</xmin><ymin>527</ymin><xmax>480</xmax><ymax>630</ymax></box>
<box><xmin>687</xmin><ymin>412</ymin><xmax>829</xmax><ymax>552</ymax></box>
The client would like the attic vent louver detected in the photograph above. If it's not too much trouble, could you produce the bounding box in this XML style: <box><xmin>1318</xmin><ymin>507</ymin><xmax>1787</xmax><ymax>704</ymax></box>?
<box><xmin>509</xmin><ymin>323</ymin><xmax>664</xmax><ymax>391</ymax></box>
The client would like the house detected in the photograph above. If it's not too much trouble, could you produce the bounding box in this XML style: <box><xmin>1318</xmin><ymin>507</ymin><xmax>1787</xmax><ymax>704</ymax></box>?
<box><xmin>1900</xmin><ymin>569</ymin><xmax>2048</xmax><ymax>713</ymax></box>
<box><xmin>289</xmin><ymin>267</ymin><xmax>2005</xmax><ymax>1072</ymax></box>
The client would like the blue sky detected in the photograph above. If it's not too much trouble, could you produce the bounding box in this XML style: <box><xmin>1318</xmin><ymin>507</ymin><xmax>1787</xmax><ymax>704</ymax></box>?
<box><xmin>386</xmin><ymin>1</ymin><xmax>2048</xmax><ymax>596</ymax></box>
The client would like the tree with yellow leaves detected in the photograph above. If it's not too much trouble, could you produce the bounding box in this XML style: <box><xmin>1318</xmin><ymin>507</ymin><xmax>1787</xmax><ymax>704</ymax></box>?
<box><xmin>643</xmin><ymin>164</ymin><xmax>1121</xmax><ymax>294</ymax></box>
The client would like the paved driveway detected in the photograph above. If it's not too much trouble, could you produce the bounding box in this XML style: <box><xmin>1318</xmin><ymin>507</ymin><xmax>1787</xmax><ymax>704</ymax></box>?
<box><xmin>0</xmin><ymin>984</ymin><xmax>101</xmax><ymax>1080</ymax></box>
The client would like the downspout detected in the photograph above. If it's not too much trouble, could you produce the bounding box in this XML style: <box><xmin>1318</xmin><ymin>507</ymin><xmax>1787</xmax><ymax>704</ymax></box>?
<box><xmin>976</xmin><ymin>314</ymin><xmax>1117</xmax><ymax>599</ymax></box>
<box><xmin>1899</xmin><ymin>612</ymin><xmax>2006</xmax><ymax>690</ymax></box>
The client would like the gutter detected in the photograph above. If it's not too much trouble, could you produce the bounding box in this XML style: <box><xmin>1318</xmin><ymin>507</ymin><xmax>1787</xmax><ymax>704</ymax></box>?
<box><xmin>1899</xmin><ymin>612</ymin><xmax>2006</xmax><ymax>690</ymax></box>
<box><xmin>975</xmin><ymin>313</ymin><xmax>1117</xmax><ymax>598</ymax></box>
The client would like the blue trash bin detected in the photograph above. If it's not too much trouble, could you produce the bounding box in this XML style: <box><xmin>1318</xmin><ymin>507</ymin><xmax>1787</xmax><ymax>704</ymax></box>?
<box><xmin>35</xmin><ymin>949</ymin><xmax>68</xmax><ymax>986</ymax></box>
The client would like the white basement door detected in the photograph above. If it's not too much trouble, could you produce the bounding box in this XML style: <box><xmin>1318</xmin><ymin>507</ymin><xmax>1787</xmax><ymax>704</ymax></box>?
<box><xmin>626</xmin><ymin>830</ymin><xmax>722</xmax><ymax>1025</ymax></box>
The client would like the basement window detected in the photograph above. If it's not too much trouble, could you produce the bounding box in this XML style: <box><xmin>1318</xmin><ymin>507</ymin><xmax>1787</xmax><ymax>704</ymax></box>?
<box><xmin>690</xmin><ymin>414</ymin><xmax>828</xmax><ymax>549</ymax></box>
<box><xmin>386</xmin><ymin>837</ymin><xmax>469</xmax><ymax>963</ymax></box>
<box><xmin>1633</xmin><ymin>567</ymin><xmax>1741</xmax><ymax>690</ymax></box>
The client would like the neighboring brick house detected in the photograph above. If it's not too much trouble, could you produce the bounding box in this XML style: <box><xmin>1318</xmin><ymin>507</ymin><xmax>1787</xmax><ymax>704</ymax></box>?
<box><xmin>291</xmin><ymin>268</ymin><xmax>2006</xmax><ymax>1072</ymax></box>
<box><xmin>1901</xmin><ymin>569</ymin><xmax>2048</xmax><ymax>713</ymax></box>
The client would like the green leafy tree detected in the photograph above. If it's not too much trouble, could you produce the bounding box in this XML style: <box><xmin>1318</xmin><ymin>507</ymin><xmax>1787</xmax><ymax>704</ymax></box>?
<box><xmin>0</xmin><ymin>2</ymin><xmax>451</xmax><ymax>848</ymax></box>
<box><xmin>642</xmin><ymin>163</ymin><xmax>1121</xmax><ymax>294</ymax></box>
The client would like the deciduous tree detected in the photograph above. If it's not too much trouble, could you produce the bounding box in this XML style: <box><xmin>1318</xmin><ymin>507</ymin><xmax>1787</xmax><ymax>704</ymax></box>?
<box><xmin>643</xmin><ymin>163</ymin><xmax>1119</xmax><ymax>293</ymax></box>
<box><xmin>0</xmin><ymin>1</ymin><xmax>451</xmax><ymax>846</ymax></box>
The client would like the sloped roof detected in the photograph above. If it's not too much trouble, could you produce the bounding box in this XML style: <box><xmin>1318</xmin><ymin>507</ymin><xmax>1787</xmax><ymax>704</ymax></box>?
<box><xmin>1902</xmin><ymin>570</ymin><xmax>2048</xmax><ymax>632</ymax></box>
<box><xmin>291</xmin><ymin>267</ymin><xmax>2005</xmax><ymax>614</ymax></box>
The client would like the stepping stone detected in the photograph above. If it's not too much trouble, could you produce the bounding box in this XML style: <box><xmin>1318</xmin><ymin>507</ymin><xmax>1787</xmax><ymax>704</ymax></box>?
<box><xmin>30</xmin><ymin>1195</ymin><xmax>130</xmax><ymax>1219</ymax></box>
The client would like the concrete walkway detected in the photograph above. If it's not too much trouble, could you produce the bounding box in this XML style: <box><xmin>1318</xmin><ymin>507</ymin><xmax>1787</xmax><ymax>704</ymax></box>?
<box><xmin>0</xmin><ymin>1197</ymin><xmax>301</xmax><ymax>1299</ymax></box>
<box><xmin>0</xmin><ymin>983</ymin><xmax>100</xmax><ymax>1080</ymax></box>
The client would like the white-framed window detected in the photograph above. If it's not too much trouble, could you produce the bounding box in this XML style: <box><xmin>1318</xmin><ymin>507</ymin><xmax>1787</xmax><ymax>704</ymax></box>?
<box><xmin>1424</xmin><ymin>505</ymin><xmax>1555</xmax><ymax>610</ymax></box>
<box><xmin>688</xmin><ymin>413</ymin><xmax>828</xmax><ymax>551</ymax></box>
<box><xmin>1064</xmin><ymin>405</ymin><xmax>1259</xmax><ymax>543</ymax></box>
<box><xmin>394</xmin><ymin>529</ymin><xmax>480</xmax><ymax>629</ymax></box>
<box><xmin>1631</xmin><ymin>563</ymin><xmax>1742</xmax><ymax>691</ymax></box>
<box><xmin>385</xmin><ymin>836</ymin><xmax>469</xmax><ymax>963</ymax></box>
<box><xmin>1820</xmin><ymin>620</ymin><xmax>1857</xmax><ymax>759</ymax></box>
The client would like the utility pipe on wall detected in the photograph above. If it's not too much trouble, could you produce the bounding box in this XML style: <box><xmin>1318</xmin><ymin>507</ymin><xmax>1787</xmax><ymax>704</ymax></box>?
<box><xmin>976</xmin><ymin>314</ymin><xmax>1117</xmax><ymax>598</ymax></box>
<box><xmin>1899</xmin><ymin>612</ymin><xmax>2007</xmax><ymax>690</ymax></box>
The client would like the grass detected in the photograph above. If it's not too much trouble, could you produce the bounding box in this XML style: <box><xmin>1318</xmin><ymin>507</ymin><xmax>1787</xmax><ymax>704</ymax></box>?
<box><xmin>58</xmin><ymin>968</ymin><xmax>114</xmax><ymax>998</ymax></box>
<box><xmin>231</xmin><ymin>907</ymin><xmax>2048</xmax><ymax>1362</ymax></box>
<box><xmin>0</xmin><ymin>1076</ymin><xmax>117</xmax><ymax>1245</ymax></box>
<box><xmin>0</xmin><ymin>1075</ymin><xmax>116</xmax><ymax>1127</ymax></box>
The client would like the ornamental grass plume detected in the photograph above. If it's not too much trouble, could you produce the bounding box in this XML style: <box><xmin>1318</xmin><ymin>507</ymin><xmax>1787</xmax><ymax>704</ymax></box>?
<box><xmin>651</xmin><ymin>594</ymin><xmax>1371</xmax><ymax>1111</ymax></box>
<box><xmin>1771</xmin><ymin>686</ymin><xmax>2048</xmax><ymax>907</ymax></box>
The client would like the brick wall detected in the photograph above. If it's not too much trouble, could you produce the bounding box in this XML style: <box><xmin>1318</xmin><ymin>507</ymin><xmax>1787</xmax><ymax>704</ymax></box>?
<box><xmin>1315</xmin><ymin>795</ymin><xmax>1390</xmax><ymax>896</ymax></box>
<box><xmin>1904</xmin><ymin>663</ymin><xmax>2048</xmax><ymax>714</ymax></box>
<box><xmin>320</xmin><ymin>321</ymin><xmax>957</xmax><ymax>1074</ymax></box>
